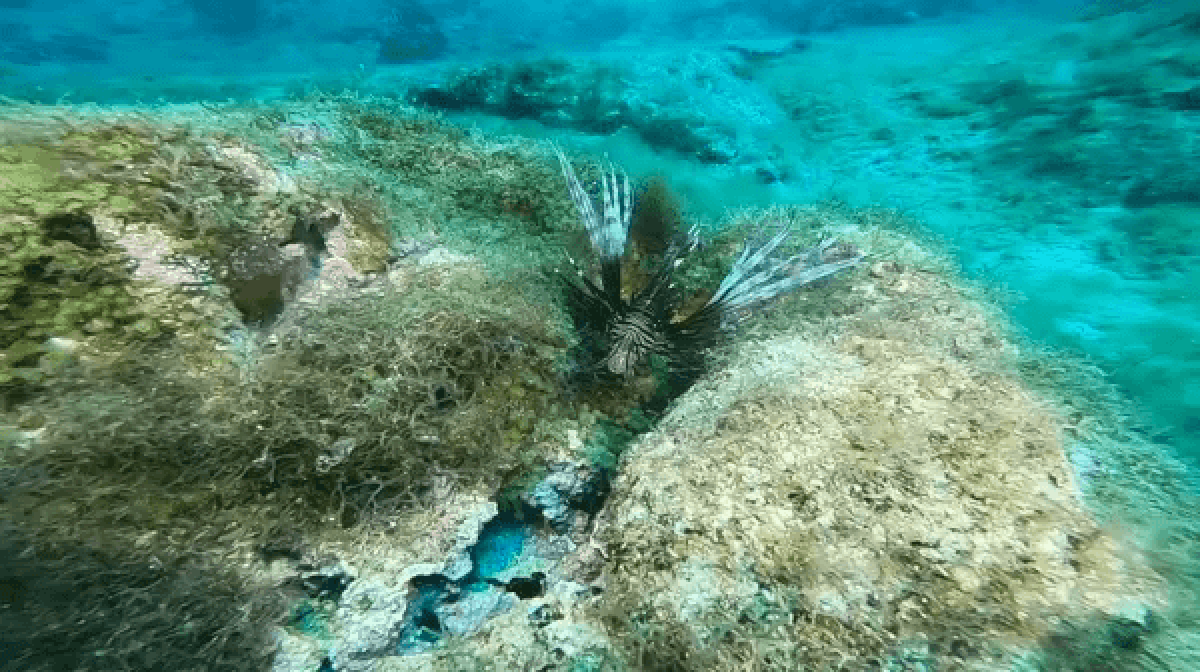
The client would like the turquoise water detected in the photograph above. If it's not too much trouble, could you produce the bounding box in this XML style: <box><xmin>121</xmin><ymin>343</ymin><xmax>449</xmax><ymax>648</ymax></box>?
<box><xmin>3</xmin><ymin>0</ymin><xmax>1198</xmax><ymax>668</ymax></box>
<box><xmin>6</xmin><ymin>1</ymin><xmax>1192</xmax><ymax>462</ymax></box>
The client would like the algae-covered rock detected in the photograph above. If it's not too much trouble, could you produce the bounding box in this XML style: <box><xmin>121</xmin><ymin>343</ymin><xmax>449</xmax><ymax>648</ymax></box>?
<box><xmin>411</xmin><ymin>55</ymin><xmax>780</xmax><ymax>166</ymax></box>
<box><xmin>302</xmin><ymin>206</ymin><xmax>1179</xmax><ymax>672</ymax></box>
<box><xmin>590</xmin><ymin>211</ymin><xmax>1168</xmax><ymax>670</ymax></box>
<box><xmin>2</xmin><ymin>99</ymin><xmax>1186</xmax><ymax>672</ymax></box>
<box><xmin>0</xmin><ymin>101</ymin><xmax>579</xmax><ymax>672</ymax></box>
<box><xmin>0</xmin><ymin>107</ymin><xmax>399</xmax><ymax>393</ymax></box>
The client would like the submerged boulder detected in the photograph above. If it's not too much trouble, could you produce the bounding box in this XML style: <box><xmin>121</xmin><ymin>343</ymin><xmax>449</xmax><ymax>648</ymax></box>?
<box><xmin>592</xmin><ymin>216</ymin><xmax>1167</xmax><ymax>669</ymax></box>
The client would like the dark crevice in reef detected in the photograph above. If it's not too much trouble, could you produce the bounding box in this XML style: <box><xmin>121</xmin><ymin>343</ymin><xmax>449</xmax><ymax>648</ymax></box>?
<box><xmin>392</xmin><ymin>512</ymin><xmax>543</xmax><ymax>655</ymax></box>
<box><xmin>384</xmin><ymin>449</ymin><xmax>629</xmax><ymax>657</ymax></box>
<box><xmin>282</xmin><ymin>453</ymin><xmax>631</xmax><ymax>667</ymax></box>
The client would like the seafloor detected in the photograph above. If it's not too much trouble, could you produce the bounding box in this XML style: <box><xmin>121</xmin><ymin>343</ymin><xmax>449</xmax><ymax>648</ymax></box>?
<box><xmin>2</xmin><ymin>2</ymin><xmax>1199</xmax><ymax>671</ymax></box>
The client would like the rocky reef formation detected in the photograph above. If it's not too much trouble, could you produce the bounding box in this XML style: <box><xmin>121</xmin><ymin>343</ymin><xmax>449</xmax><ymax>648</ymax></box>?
<box><xmin>2</xmin><ymin>99</ymin><xmax>1193</xmax><ymax>672</ymax></box>
<box><xmin>411</xmin><ymin>53</ymin><xmax>786</xmax><ymax>173</ymax></box>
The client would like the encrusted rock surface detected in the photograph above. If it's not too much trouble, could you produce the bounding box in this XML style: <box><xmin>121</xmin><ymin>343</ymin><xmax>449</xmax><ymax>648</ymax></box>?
<box><xmin>592</xmin><ymin>226</ymin><xmax>1168</xmax><ymax>669</ymax></box>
